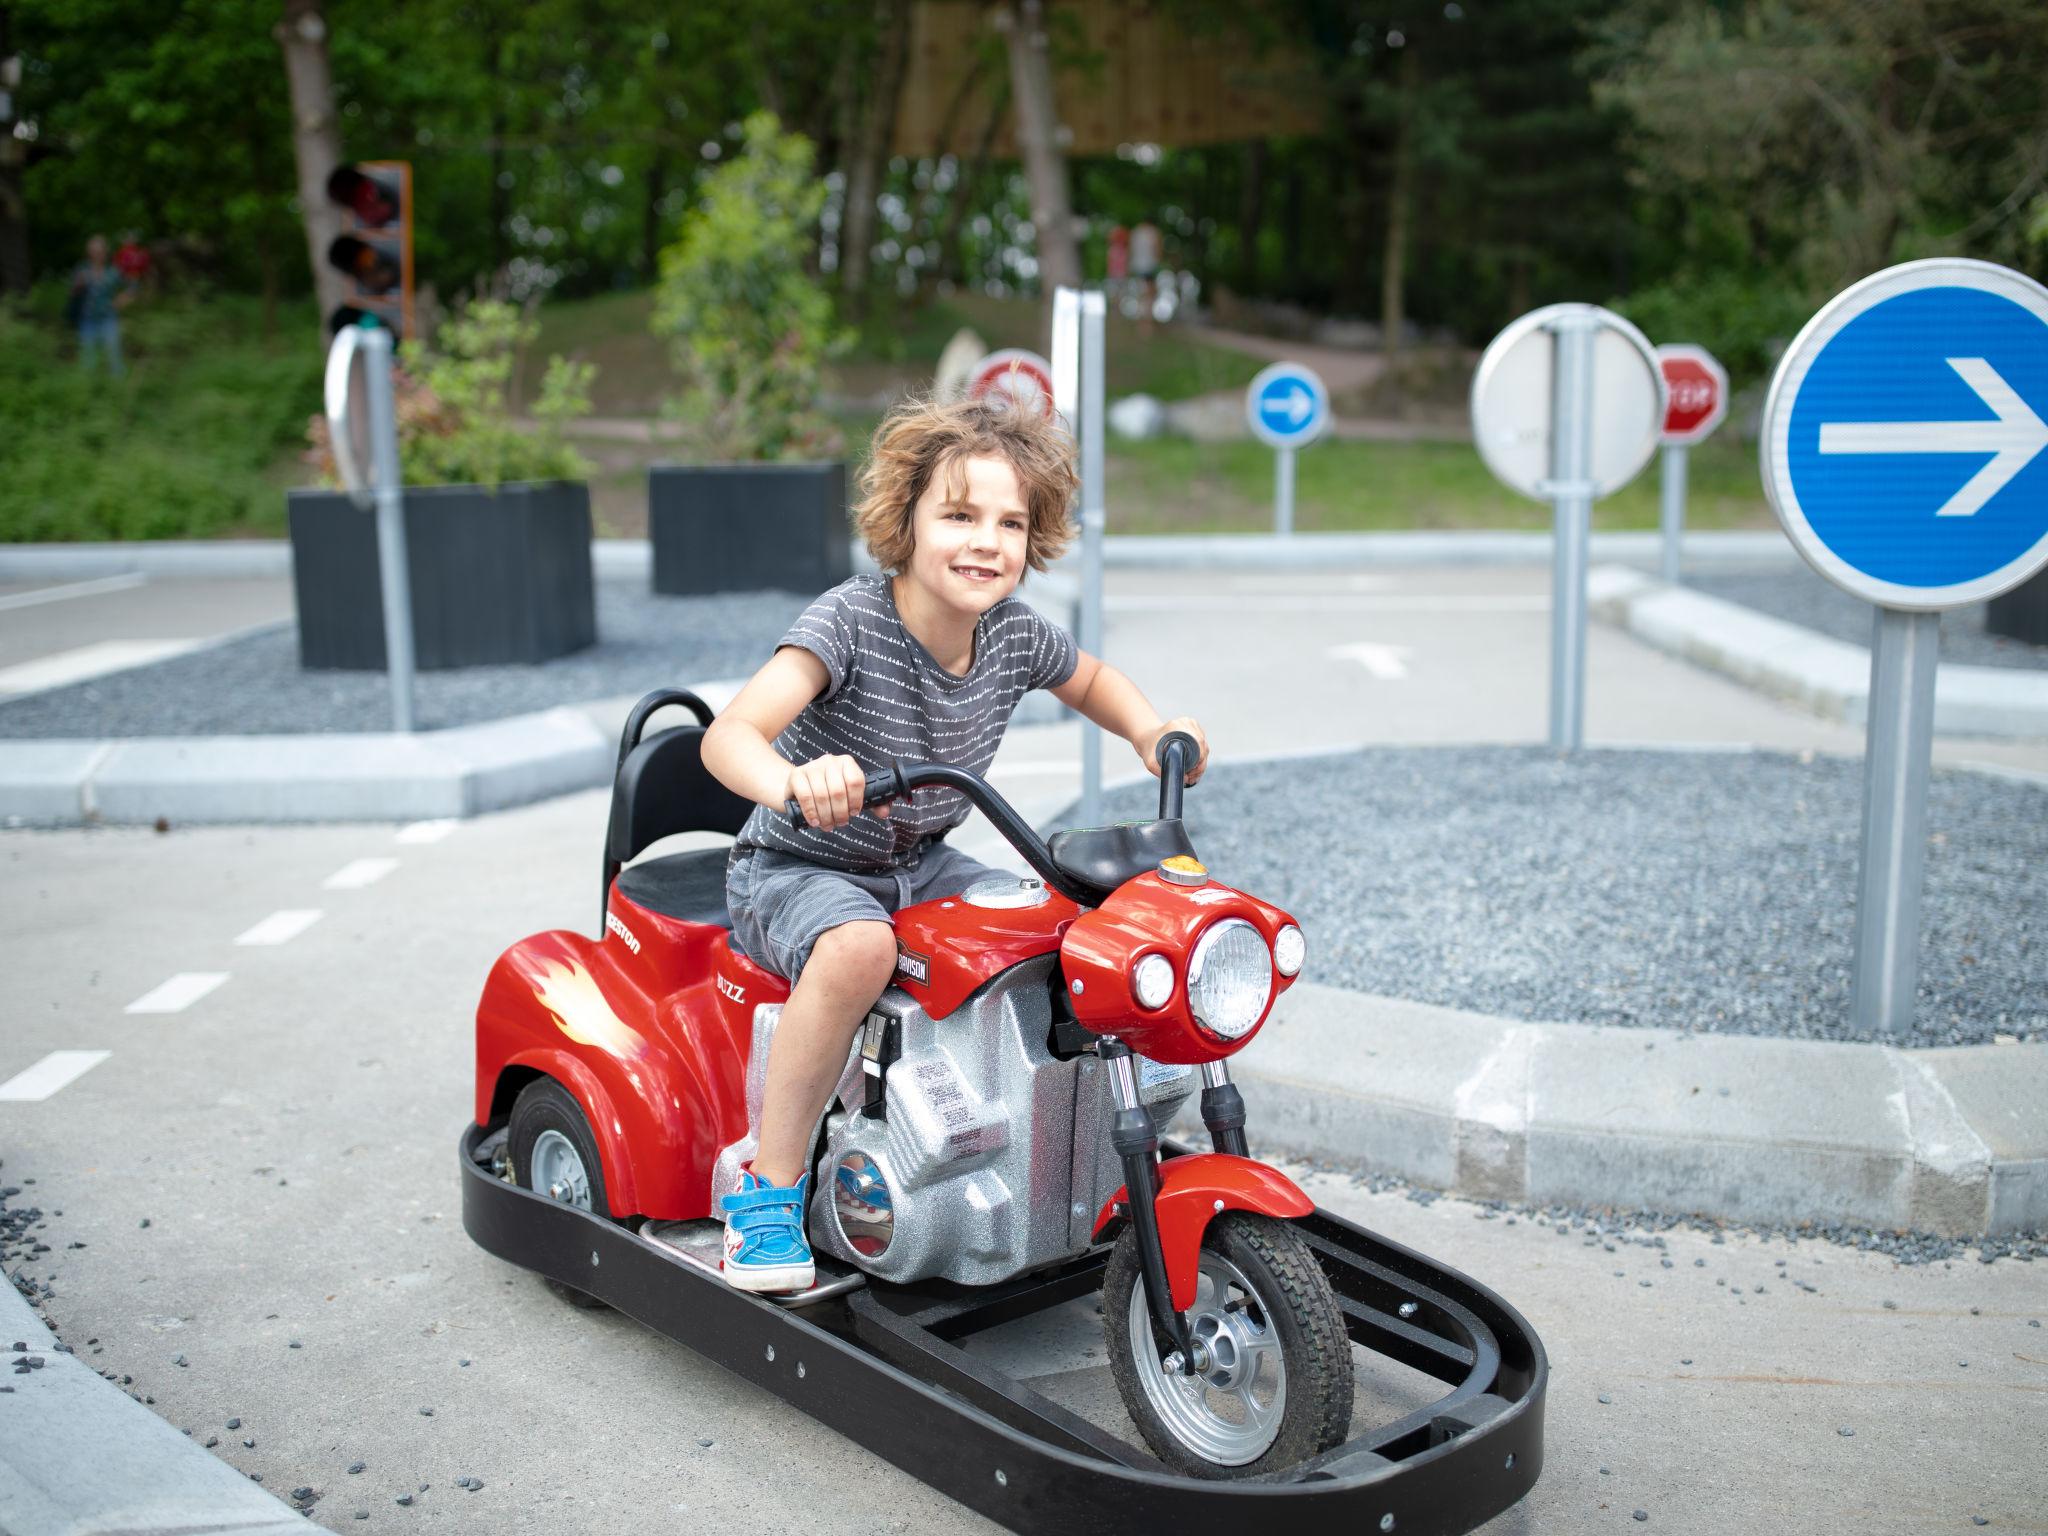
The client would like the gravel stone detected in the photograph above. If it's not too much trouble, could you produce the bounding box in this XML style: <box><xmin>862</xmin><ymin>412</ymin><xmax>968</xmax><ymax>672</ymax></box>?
<box><xmin>395</xmin><ymin>1494</ymin><xmax>412</xmax><ymax>1506</ymax></box>
<box><xmin>1838</xmin><ymin>1426</ymin><xmax>1855</xmax><ymax>1437</ymax></box>
<box><xmin>1633</xmin><ymin>1511</ymin><xmax>1649</xmax><ymax>1523</ymax></box>
<box><xmin>1057</xmin><ymin>749</ymin><xmax>2047</xmax><ymax>1045</ymax></box>
<box><xmin>348</xmin><ymin>1461</ymin><xmax>365</xmax><ymax>1474</ymax></box>
<box><xmin>205</xmin><ymin>1436</ymin><xmax>218</xmax><ymax>1448</ymax></box>
<box><xmin>0</xmin><ymin>586</ymin><xmax>809</xmax><ymax>738</ymax></box>
<box><xmin>1598</xmin><ymin>1393</ymin><xmax>1613</xmax><ymax>1404</ymax></box>
<box><xmin>418</xmin><ymin>1405</ymin><xmax>433</xmax><ymax>1416</ymax></box>
<box><xmin>226</xmin><ymin>1417</ymin><xmax>240</xmax><ymax>1429</ymax></box>
<box><xmin>292</xmin><ymin>1487</ymin><xmax>314</xmax><ymax>1501</ymax></box>
<box><xmin>1686</xmin><ymin>569</ymin><xmax>2047</xmax><ymax>672</ymax></box>
<box><xmin>138</xmin><ymin>1218</ymin><xmax>149</xmax><ymax>1229</ymax></box>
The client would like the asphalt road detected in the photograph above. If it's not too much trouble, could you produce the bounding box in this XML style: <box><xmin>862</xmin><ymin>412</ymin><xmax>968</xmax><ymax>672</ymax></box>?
<box><xmin>4</xmin><ymin>779</ymin><xmax>2045</xmax><ymax>1534</ymax></box>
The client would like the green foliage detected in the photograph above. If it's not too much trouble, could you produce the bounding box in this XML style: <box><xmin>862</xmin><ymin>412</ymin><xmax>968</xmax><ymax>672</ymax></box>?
<box><xmin>395</xmin><ymin>300</ymin><xmax>594</xmax><ymax>487</ymax></box>
<box><xmin>0</xmin><ymin>292</ymin><xmax>321</xmax><ymax>541</ymax></box>
<box><xmin>653</xmin><ymin>112</ymin><xmax>844</xmax><ymax>462</ymax></box>
<box><xmin>1612</xmin><ymin>273</ymin><xmax>1815</xmax><ymax>392</ymax></box>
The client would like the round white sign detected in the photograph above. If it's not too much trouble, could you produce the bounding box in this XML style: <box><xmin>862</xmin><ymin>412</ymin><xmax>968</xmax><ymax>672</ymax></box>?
<box><xmin>1470</xmin><ymin>304</ymin><xmax>1666</xmax><ymax>502</ymax></box>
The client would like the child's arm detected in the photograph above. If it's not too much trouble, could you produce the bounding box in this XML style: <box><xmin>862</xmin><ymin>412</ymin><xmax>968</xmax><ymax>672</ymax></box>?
<box><xmin>1051</xmin><ymin>651</ymin><xmax>1209</xmax><ymax>785</ymax></box>
<box><xmin>702</xmin><ymin>647</ymin><xmax>888</xmax><ymax>831</ymax></box>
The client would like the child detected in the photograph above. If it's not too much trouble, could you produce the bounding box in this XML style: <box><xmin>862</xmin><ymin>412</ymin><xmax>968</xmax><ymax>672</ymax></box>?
<box><xmin>700</xmin><ymin>394</ymin><xmax>1208</xmax><ymax>1293</ymax></box>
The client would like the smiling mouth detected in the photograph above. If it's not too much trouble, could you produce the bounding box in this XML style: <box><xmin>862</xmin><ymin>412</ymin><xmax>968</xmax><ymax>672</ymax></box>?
<box><xmin>953</xmin><ymin>566</ymin><xmax>1000</xmax><ymax>580</ymax></box>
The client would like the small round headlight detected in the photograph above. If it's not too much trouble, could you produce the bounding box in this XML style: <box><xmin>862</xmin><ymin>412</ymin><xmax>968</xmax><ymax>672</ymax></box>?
<box><xmin>1187</xmin><ymin>918</ymin><xmax>1272</xmax><ymax>1041</ymax></box>
<box><xmin>1131</xmin><ymin>952</ymin><xmax>1175</xmax><ymax>1010</ymax></box>
<box><xmin>1275</xmin><ymin>924</ymin><xmax>1305</xmax><ymax>978</ymax></box>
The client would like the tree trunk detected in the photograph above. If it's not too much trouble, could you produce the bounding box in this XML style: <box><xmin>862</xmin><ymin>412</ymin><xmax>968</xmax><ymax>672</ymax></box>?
<box><xmin>275</xmin><ymin>0</ymin><xmax>347</xmax><ymax>340</ymax></box>
<box><xmin>1236</xmin><ymin>139</ymin><xmax>1267</xmax><ymax>296</ymax></box>
<box><xmin>839</xmin><ymin>0</ymin><xmax>913</xmax><ymax>317</ymax></box>
<box><xmin>1000</xmin><ymin>0</ymin><xmax>1081</xmax><ymax>299</ymax></box>
<box><xmin>1380</xmin><ymin>45</ymin><xmax>1417</xmax><ymax>356</ymax></box>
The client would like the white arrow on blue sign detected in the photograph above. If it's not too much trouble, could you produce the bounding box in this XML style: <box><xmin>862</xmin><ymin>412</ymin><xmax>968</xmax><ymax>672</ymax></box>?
<box><xmin>1245</xmin><ymin>361</ymin><xmax>1330</xmax><ymax>450</ymax></box>
<box><xmin>1762</xmin><ymin>258</ymin><xmax>2048</xmax><ymax>610</ymax></box>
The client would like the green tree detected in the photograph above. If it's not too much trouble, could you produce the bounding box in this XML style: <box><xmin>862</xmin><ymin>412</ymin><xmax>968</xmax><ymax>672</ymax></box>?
<box><xmin>653</xmin><ymin>111</ymin><xmax>842</xmax><ymax>462</ymax></box>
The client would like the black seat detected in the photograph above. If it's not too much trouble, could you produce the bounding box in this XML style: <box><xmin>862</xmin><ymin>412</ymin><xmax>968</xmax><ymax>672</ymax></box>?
<box><xmin>1046</xmin><ymin>817</ymin><xmax>1197</xmax><ymax>903</ymax></box>
<box><xmin>603</xmin><ymin>690</ymin><xmax>756</xmax><ymax>930</ymax></box>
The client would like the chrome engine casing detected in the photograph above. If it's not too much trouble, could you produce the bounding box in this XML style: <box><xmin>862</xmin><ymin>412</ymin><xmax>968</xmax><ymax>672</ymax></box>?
<box><xmin>712</xmin><ymin>953</ymin><xmax>1197</xmax><ymax>1288</ymax></box>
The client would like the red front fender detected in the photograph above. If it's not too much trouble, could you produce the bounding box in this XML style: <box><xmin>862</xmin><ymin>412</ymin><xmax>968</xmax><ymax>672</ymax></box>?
<box><xmin>1091</xmin><ymin>1153</ymin><xmax>1315</xmax><ymax>1311</ymax></box>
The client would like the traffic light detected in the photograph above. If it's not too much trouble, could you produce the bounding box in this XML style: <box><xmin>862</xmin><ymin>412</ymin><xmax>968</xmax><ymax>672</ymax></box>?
<box><xmin>325</xmin><ymin>161</ymin><xmax>412</xmax><ymax>341</ymax></box>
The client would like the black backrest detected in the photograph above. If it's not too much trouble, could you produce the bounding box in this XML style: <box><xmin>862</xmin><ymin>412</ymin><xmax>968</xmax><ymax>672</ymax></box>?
<box><xmin>601</xmin><ymin>690</ymin><xmax>754</xmax><ymax>927</ymax></box>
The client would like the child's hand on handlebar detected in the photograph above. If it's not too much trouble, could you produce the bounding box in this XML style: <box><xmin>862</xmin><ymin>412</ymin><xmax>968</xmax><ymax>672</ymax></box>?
<box><xmin>1140</xmin><ymin>718</ymin><xmax>1208</xmax><ymax>785</ymax></box>
<box><xmin>787</xmin><ymin>754</ymin><xmax>890</xmax><ymax>831</ymax></box>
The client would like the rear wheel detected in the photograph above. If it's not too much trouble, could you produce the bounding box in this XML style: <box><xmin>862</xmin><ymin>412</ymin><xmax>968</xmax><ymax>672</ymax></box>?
<box><xmin>509</xmin><ymin>1077</ymin><xmax>612</xmax><ymax>1311</ymax></box>
<box><xmin>1104</xmin><ymin>1211</ymin><xmax>1352</xmax><ymax>1477</ymax></box>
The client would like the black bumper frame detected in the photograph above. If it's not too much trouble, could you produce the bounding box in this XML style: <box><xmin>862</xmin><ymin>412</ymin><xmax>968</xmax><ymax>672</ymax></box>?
<box><xmin>461</xmin><ymin>1125</ymin><xmax>1546</xmax><ymax>1535</ymax></box>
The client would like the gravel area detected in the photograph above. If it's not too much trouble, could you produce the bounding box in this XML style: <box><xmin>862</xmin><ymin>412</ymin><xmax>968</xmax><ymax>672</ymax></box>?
<box><xmin>1686</xmin><ymin>567</ymin><xmax>2048</xmax><ymax>671</ymax></box>
<box><xmin>0</xmin><ymin>586</ymin><xmax>799</xmax><ymax>738</ymax></box>
<box><xmin>1062</xmin><ymin>747</ymin><xmax>2045</xmax><ymax>1046</ymax></box>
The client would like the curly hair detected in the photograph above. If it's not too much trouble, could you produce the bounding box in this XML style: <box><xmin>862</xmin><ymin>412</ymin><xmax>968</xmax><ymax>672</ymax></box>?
<box><xmin>853</xmin><ymin>392</ymin><xmax>1079</xmax><ymax>575</ymax></box>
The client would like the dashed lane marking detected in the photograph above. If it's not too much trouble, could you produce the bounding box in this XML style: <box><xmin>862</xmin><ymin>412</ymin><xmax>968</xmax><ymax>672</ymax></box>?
<box><xmin>0</xmin><ymin>639</ymin><xmax>204</xmax><ymax>697</ymax></box>
<box><xmin>322</xmin><ymin>857</ymin><xmax>399</xmax><ymax>890</ymax></box>
<box><xmin>0</xmin><ymin>1051</ymin><xmax>112</xmax><ymax>1101</ymax></box>
<box><xmin>124</xmin><ymin>972</ymin><xmax>228</xmax><ymax>1015</ymax></box>
<box><xmin>234</xmin><ymin>909</ymin><xmax>324</xmax><ymax>946</ymax></box>
<box><xmin>396</xmin><ymin>819</ymin><xmax>458</xmax><ymax>844</ymax></box>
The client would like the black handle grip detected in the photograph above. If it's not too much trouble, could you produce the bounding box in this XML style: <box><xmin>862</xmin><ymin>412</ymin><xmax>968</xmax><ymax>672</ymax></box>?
<box><xmin>785</xmin><ymin>761</ymin><xmax>912</xmax><ymax>830</ymax></box>
<box><xmin>1155</xmin><ymin>729</ymin><xmax>1200</xmax><ymax>821</ymax></box>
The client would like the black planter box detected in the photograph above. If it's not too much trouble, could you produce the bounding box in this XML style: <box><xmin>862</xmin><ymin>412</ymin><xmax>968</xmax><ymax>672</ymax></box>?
<box><xmin>288</xmin><ymin>480</ymin><xmax>596</xmax><ymax>670</ymax></box>
<box><xmin>649</xmin><ymin>462</ymin><xmax>851</xmax><ymax>596</ymax></box>
<box><xmin>1987</xmin><ymin>568</ymin><xmax>2048</xmax><ymax>647</ymax></box>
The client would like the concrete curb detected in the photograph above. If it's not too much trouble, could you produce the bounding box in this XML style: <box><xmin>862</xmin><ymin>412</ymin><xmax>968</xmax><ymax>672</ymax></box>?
<box><xmin>5</xmin><ymin>704</ymin><xmax>615</xmax><ymax>827</ymax></box>
<box><xmin>1</xmin><ymin>530</ymin><xmax>1803</xmax><ymax>584</ymax></box>
<box><xmin>1211</xmin><ymin>982</ymin><xmax>2048</xmax><ymax>1237</ymax></box>
<box><xmin>1588</xmin><ymin>565</ymin><xmax>2048</xmax><ymax>737</ymax></box>
<box><xmin>0</xmin><ymin>1282</ymin><xmax>307</xmax><ymax>1535</ymax></box>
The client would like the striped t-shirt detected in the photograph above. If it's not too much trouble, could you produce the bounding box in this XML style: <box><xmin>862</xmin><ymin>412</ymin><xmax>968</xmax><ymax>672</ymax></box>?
<box><xmin>734</xmin><ymin>573</ymin><xmax>1079</xmax><ymax>871</ymax></box>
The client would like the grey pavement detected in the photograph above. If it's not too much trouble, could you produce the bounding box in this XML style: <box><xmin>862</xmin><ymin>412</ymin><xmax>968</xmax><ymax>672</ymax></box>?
<box><xmin>4</xmin><ymin>789</ymin><xmax>2044</xmax><ymax>1535</ymax></box>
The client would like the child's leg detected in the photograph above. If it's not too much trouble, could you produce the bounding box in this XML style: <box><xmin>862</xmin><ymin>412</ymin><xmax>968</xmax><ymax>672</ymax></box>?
<box><xmin>749</xmin><ymin>918</ymin><xmax>897</xmax><ymax>1188</ymax></box>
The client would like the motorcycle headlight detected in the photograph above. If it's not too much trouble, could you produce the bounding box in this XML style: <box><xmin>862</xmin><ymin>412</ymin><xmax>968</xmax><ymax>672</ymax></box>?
<box><xmin>1131</xmin><ymin>952</ymin><xmax>1175</xmax><ymax>1010</ymax></box>
<box><xmin>1275</xmin><ymin>924</ymin><xmax>1305</xmax><ymax>978</ymax></box>
<box><xmin>1187</xmin><ymin>918</ymin><xmax>1272</xmax><ymax>1041</ymax></box>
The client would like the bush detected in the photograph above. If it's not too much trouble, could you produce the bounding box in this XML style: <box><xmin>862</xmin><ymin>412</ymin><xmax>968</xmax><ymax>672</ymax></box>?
<box><xmin>1611</xmin><ymin>272</ymin><xmax>1817</xmax><ymax>394</ymax></box>
<box><xmin>654</xmin><ymin>111</ymin><xmax>844</xmax><ymax>462</ymax></box>
<box><xmin>304</xmin><ymin>300</ymin><xmax>595</xmax><ymax>490</ymax></box>
<box><xmin>0</xmin><ymin>291</ymin><xmax>322</xmax><ymax>541</ymax></box>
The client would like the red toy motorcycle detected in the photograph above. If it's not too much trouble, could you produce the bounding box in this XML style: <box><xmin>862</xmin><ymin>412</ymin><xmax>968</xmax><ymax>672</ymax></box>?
<box><xmin>463</xmin><ymin>689</ymin><xmax>1545</xmax><ymax>1532</ymax></box>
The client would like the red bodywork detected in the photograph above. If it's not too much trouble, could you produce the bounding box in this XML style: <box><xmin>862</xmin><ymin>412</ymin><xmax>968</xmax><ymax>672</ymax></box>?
<box><xmin>1091</xmin><ymin>1153</ymin><xmax>1315</xmax><ymax>1310</ymax></box>
<box><xmin>1058</xmin><ymin>871</ymin><xmax>1300</xmax><ymax>1064</ymax></box>
<box><xmin>475</xmin><ymin>878</ymin><xmax>1079</xmax><ymax>1221</ymax></box>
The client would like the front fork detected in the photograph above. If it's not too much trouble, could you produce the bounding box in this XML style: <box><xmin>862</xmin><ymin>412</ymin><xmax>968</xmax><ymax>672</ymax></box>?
<box><xmin>1101</xmin><ymin>1040</ymin><xmax>1250</xmax><ymax>1374</ymax></box>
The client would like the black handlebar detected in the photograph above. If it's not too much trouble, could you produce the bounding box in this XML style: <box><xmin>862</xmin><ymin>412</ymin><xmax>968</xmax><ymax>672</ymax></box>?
<box><xmin>780</xmin><ymin>737</ymin><xmax>1201</xmax><ymax>907</ymax></box>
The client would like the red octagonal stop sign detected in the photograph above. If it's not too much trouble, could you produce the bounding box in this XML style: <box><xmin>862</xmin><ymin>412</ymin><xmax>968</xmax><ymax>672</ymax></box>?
<box><xmin>1657</xmin><ymin>344</ymin><xmax>1728</xmax><ymax>445</ymax></box>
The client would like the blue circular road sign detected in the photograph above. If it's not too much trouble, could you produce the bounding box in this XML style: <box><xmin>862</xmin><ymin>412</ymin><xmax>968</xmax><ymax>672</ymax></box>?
<box><xmin>1245</xmin><ymin>362</ymin><xmax>1330</xmax><ymax>450</ymax></box>
<box><xmin>1762</xmin><ymin>258</ymin><xmax>2048</xmax><ymax>610</ymax></box>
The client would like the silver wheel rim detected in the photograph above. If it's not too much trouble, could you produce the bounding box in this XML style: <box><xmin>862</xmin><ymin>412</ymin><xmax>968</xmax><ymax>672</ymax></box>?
<box><xmin>1127</xmin><ymin>1249</ymin><xmax>1287</xmax><ymax>1465</ymax></box>
<box><xmin>530</xmin><ymin>1129</ymin><xmax>592</xmax><ymax>1211</ymax></box>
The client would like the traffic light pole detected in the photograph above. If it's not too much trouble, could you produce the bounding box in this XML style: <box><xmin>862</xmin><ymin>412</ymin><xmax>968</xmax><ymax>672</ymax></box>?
<box><xmin>360</xmin><ymin>325</ymin><xmax>417</xmax><ymax>733</ymax></box>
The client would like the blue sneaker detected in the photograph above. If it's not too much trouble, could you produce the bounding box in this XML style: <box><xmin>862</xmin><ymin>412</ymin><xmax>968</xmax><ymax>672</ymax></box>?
<box><xmin>720</xmin><ymin>1166</ymin><xmax>814</xmax><ymax>1294</ymax></box>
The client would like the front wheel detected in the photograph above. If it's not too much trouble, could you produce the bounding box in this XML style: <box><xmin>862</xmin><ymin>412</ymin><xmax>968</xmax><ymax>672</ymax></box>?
<box><xmin>1104</xmin><ymin>1211</ymin><xmax>1352</xmax><ymax>1477</ymax></box>
<box><xmin>509</xmin><ymin>1077</ymin><xmax>613</xmax><ymax>1311</ymax></box>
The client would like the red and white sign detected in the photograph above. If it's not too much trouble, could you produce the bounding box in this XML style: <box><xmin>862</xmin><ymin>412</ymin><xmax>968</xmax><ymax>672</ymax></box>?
<box><xmin>1657</xmin><ymin>343</ymin><xmax>1728</xmax><ymax>445</ymax></box>
<box><xmin>969</xmin><ymin>348</ymin><xmax>1057</xmax><ymax>419</ymax></box>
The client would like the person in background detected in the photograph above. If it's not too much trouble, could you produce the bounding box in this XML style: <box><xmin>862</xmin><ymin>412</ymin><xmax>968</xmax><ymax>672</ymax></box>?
<box><xmin>69</xmin><ymin>235</ymin><xmax>134</xmax><ymax>377</ymax></box>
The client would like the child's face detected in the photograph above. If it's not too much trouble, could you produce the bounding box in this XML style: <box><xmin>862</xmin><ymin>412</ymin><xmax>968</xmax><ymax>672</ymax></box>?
<box><xmin>902</xmin><ymin>452</ymin><xmax>1031</xmax><ymax>618</ymax></box>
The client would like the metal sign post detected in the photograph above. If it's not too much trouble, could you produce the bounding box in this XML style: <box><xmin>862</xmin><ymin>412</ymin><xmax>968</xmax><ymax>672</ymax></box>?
<box><xmin>1471</xmin><ymin>304</ymin><xmax>1665</xmax><ymax>752</ymax></box>
<box><xmin>1245</xmin><ymin>362</ymin><xmax>1329</xmax><ymax>534</ymax></box>
<box><xmin>1654</xmin><ymin>344</ymin><xmax>1729</xmax><ymax>584</ymax></box>
<box><xmin>1761</xmin><ymin>258</ymin><xmax>2048</xmax><ymax>1036</ymax></box>
<box><xmin>325</xmin><ymin>321</ymin><xmax>416</xmax><ymax>733</ymax></box>
<box><xmin>1078</xmin><ymin>291</ymin><xmax>1107</xmax><ymax>826</ymax></box>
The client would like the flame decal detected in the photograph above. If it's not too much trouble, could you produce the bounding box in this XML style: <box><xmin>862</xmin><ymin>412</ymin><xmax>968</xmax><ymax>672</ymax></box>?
<box><xmin>528</xmin><ymin>955</ymin><xmax>648</xmax><ymax>1061</ymax></box>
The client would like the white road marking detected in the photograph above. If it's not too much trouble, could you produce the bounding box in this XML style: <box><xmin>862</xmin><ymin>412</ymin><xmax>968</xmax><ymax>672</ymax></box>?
<box><xmin>124</xmin><ymin>972</ymin><xmax>229</xmax><ymax>1015</ymax></box>
<box><xmin>395</xmin><ymin>818</ymin><xmax>458</xmax><ymax>844</ymax></box>
<box><xmin>0</xmin><ymin>1050</ymin><xmax>112</xmax><ymax>1101</ymax></box>
<box><xmin>0</xmin><ymin>639</ymin><xmax>204</xmax><ymax>697</ymax></box>
<box><xmin>0</xmin><ymin>573</ymin><xmax>147</xmax><ymax>612</ymax></box>
<box><xmin>234</xmin><ymin>909</ymin><xmax>324</xmax><ymax>946</ymax></box>
<box><xmin>1327</xmin><ymin>641</ymin><xmax>1413</xmax><ymax>680</ymax></box>
<box><xmin>322</xmin><ymin>857</ymin><xmax>399</xmax><ymax>890</ymax></box>
<box><xmin>1105</xmin><ymin>594</ymin><xmax>1547</xmax><ymax>613</ymax></box>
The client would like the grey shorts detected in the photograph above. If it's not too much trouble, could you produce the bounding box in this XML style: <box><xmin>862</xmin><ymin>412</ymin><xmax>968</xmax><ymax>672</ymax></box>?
<box><xmin>726</xmin><ymin>840</ymin><xmax>1008</xmax><ymax>983</ymax></box>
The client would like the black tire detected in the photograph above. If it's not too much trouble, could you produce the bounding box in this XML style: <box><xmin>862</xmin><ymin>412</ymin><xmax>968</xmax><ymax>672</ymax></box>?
<box><xmin>509</xmin><ymin>1078</ymin><xmax>612</xmax><ymax>1311</ymax></box>
<box><xmin>1104</xmin><ymin>1212</ymin><xmax>1352</xmax><ymax>1477</ymax></box>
